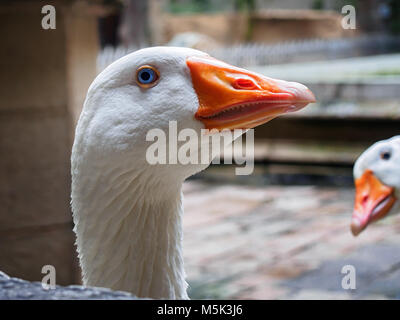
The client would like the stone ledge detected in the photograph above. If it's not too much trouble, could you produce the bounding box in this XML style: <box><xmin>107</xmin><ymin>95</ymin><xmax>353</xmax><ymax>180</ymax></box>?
<box><xmin>0</xmin><ymin>271</ymin><xmax>140</xmax><ymax>300</ymax></box>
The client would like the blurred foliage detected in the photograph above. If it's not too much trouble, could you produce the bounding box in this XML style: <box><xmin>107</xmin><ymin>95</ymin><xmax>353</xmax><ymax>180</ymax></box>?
<box><xmin>366</xmin><ymin>69</ymin><xmax>400</xmax><ymax>76</ymax></box>
<box><xmin>234</xmin><ymin>0</ymin><xmax>256</xmax><ymax>12</ymax></box>
<box><xmin>312</xmin><ymin>0</ymin><xmax>324</xmax><ymax>10</ymax></box>
<box><xmin>168</xmin><ymin>0</ymin><xmax>224</xmax><ymax>13</ymax></box>
<box><xmin>167</xmin><ymin>0</ymin><xmax>256</xmax><ymax>14</ymax></box>
<box><xmin>166</xmin><ymin>0</ymin><xmax>400</xmax><ymax>35</ymax></box>
<box><xmin>389</xmin><ymin>0</ymin><xmax>400</xmax><ymax>34</ymax></box>
<box><xmin>167</xmin><ymin>0</ymin><xmax>257</xmax><ymax>41</ymax></box>
<box><xmin>311</xmin><ymin>0</ymin><xmax>360</xmax><ymax>11</ymax></box>
<box><xmin>333</xmin><ymin>0</ymin><xmax>358</xmax><ymax>10</ymax></box>
<box><xmin>101</xmin><ymin>0</ymin><xmax>123</xmax><ymax>5</ymax></box>
<box><xmin>233</xmin><ymin>0</ymin><xmax>256</xmax><ymax>42</ymax></box>
<box><xmin>188</xmin><ymin>278</ymin><xmax>235</xmax><ymax>299</ymax></box>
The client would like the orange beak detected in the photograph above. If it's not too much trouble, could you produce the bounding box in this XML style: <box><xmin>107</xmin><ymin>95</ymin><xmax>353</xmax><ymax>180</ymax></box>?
<box><xmin>187</xmin><ymin>56</ymin><xmax>316</xmax><ymax>130</ymax></box>
<box><xmin>351</xmin><ymin>170</ymin><xmax>396</xmax><ymax>236</ymax></box>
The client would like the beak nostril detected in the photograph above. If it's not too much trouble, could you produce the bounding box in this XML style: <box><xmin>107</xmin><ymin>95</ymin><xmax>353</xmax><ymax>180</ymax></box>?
<box><xmin>233</xmin><ymin>78</ymin><xmax>257</xmax><ymax>90</ymax></box>
<box><xmin>362</xmin><ymin>195</ymin><xmax>369</xmax><ymax>206</ymax></box>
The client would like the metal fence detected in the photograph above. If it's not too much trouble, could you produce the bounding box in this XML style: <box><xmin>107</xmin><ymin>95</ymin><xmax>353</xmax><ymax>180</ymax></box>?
<box><xmin>97</xmin><ymin>34</ymin><xmax>400</xmax><ymax>72</ymax></box>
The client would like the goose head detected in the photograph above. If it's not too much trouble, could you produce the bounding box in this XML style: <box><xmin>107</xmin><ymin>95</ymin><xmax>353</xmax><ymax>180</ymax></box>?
<box><xmin>351</xmin><ymin>136</ymin><xmax>400</xmax><ymax>236</ymax></box>
<box><xmin>71</xmin><ymin>47</ymin><xmax>315</xmax><ymax>298</ymax></box>
<box><xmin>74</xmin><ymin>47</ymin><xmax>315</xmax><ymax>183</ymax></box>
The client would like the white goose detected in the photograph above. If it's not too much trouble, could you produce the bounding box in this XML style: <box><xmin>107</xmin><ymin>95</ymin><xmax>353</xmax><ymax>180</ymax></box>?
<box><xmin>351</xmin><ymin>136</ymin><xmax>400</xmax><ymax>236</ymax></box>
<box><xmin>71</xmin><ymin>47</ymin><xmax>315</xmax><ymax>299</ymax></box>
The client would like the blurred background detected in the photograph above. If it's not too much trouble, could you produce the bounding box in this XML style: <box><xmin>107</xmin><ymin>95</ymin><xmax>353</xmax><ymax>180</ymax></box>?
<box><xmin>1</xmin><ymin>0</ymin><xmax>400</xmax><ymax>299</ymax></box>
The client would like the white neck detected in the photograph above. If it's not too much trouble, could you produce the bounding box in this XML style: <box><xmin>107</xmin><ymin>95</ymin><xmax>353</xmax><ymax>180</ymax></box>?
<box><xmin>72</xmin><ymin>162</ymin><xmax>188</xmax><ymax>299</ymax></box>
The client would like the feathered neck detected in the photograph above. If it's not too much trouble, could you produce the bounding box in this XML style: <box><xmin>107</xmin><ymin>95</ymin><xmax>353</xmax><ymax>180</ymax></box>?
<box><xmin>71</xmin><ymin>159</ymin><xmax>189</xmax><ymax>299</ymax></box>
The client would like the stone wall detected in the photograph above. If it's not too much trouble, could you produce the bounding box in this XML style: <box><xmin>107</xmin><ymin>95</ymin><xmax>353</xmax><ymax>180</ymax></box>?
<box><xmin>0</xmin><ymin>0</ymin><xmax>99</xmax><ymax>285</ymax></box>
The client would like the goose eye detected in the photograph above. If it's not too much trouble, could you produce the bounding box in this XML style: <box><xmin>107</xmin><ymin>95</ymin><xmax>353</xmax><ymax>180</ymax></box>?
<box><xmin>380</xmin><ymin>151</ymin><xmax>391</xmax><ymax>160</ymax></box>
<box><xmin>136</xmin><ymin>66</ymin><xmax>159</xmax><ymax>87</ymax></box>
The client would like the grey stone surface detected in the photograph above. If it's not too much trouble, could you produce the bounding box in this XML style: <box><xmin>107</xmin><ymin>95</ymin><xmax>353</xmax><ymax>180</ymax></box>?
<box><xmin>283</xmin><ymin>243</ymin><xmax>400</xmax><ymax>299</ymax></box>
<box><xmin>0</xmin><ymin>271</ymin><xmax>139</xmax><ymax>300</ymax></box>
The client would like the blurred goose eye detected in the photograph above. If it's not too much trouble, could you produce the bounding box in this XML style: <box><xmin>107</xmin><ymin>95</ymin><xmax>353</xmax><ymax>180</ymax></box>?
<box><xmin>380</xmin><ymin>151</ymin><xmax>391</xmax><ymax>160</ymax></box>
<box><xmin>136</xmin><ymin>66</ymin><xmax>159</xmax><ymax>87</ymax></box>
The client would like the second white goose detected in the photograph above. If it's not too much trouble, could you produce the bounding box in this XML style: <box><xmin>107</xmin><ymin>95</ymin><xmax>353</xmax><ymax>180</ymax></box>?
<box><xmin>351</xmin><ymin>136</ymin><xmax>400</xmax><ymax>236</ymax></box>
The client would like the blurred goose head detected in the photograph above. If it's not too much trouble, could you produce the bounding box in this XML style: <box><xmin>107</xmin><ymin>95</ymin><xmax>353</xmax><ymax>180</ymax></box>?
<box><xmin>351</xmin><ymin>136</ymin><xmax>400</xmax><ymax>236</ymax></box>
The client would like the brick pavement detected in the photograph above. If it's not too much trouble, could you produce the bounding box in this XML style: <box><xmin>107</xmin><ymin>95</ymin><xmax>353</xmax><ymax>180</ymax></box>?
<box><xmin>182</xmin><ymin>181</ymin><xmax>400</xmax><ymax>299</ymax></box>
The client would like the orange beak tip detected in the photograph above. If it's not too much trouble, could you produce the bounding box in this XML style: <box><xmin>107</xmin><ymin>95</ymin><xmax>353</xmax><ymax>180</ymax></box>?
<box><xmin>307</xmin><ymin>90</ymin><xmax>316</xmax><ymax>104</ymax></box>
<box><xmin>286</xmin><ymin>83</ymin><xmax>316</xmax><ymax>105</ymax></box>
<box><xmin>350</xmin><ymin>218</ymin><xmax>363</xmax><ymax>237</ymax></box>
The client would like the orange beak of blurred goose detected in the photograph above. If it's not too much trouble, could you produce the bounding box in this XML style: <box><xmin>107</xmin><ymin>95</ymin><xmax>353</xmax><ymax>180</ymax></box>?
<box><xmin>351</xmin><ymin>170</ymin><xmax>396</xmax><ymax>236</ymax></box>
<box><xmin>187</xmin><ymin>56</ymin><xmax>316</xmax><ymax>130</ymax></box>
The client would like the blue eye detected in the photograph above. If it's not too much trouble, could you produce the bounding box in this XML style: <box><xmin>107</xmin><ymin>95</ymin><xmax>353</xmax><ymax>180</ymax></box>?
<box><xmin>136</xmin><ymin>66</ymin><xmax>159</xmax><ymax>86</ymax></box>
<box><xmin>381</xmin><ymin>151</ymin><xmax>391</xmax><ymax>160</ymax></box>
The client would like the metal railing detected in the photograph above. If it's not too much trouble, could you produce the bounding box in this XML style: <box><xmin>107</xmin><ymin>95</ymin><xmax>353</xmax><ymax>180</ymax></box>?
<box><xmin>97</xmin><ymin>34</ymin><xmax>400</xmax><ymax>72</ymax></box>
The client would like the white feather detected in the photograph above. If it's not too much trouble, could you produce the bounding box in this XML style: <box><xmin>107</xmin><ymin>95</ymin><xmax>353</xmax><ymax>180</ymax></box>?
<box><xmin>71</xmin><ymin>47</ymin><xmax>237</xmax><ymax>299</ymax></box>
